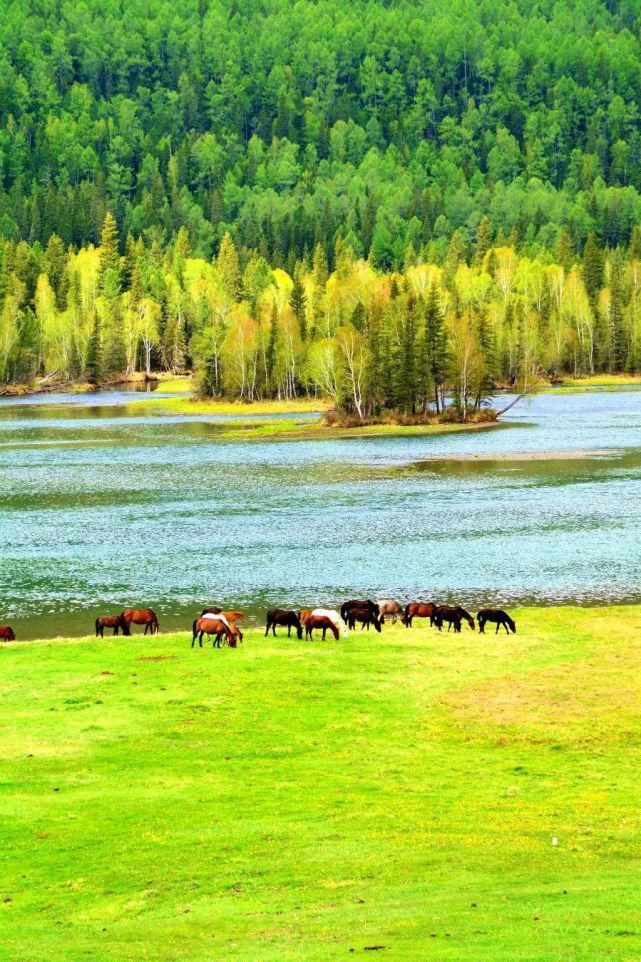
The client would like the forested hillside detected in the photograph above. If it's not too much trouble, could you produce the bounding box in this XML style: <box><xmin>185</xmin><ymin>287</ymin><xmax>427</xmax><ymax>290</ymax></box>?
<box><xmin>2</xmin><ymin>0</ymin><xmax>641</xmax><ymax>411</ymax></box>
<box><xmin>2</xmin><ymin>0</ymin><xmax>641</xmax><ymax>259</ymax></box>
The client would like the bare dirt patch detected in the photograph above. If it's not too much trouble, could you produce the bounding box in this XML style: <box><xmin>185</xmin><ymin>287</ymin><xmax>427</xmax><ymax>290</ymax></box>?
<box><xmin>445</xmin><ymin>644</ymin><xmax>641</xmax><ymax>745</ymax></box>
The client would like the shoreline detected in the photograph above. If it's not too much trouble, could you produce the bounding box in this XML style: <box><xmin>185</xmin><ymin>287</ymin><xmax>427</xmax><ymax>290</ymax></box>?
<box><xmin>5</xmin><ymin>600</ymin><xmax>641</xmax><ymax>644</ymax></box>
<box><xmin>4</xmin><ymin>370</ymin><xmax>641</xmax><ymax>402</ymax></box>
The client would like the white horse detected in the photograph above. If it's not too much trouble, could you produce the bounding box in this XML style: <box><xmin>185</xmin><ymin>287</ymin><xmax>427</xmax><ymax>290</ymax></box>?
<box><xmin>311</xmin><ymin>608</ymin><xmax>349</xmax><ymax>636</ymax></box>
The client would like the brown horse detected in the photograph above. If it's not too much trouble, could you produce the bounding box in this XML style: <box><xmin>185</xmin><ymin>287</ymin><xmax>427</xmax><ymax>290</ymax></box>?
<box><xmin>434</xmin><ymin>605</ymin><xmax>475</xmax><ymax>633</ymax></box>
<box><xmin>120</xmin><ymin>608</ymin><xmax>159</xmax><ymax>635</ymax></box>
<box><xmin>404</xmin><ymin>601</ymin><xmax>438</xmax><ymax>627</ymax></box>
<box><xmin>265</xmin><ymin>609</ymin><xmax>303</xmax><ymax>638</ymax></box>
<box><xmin>377</xmin><ymin>599</ymin><xmax>406</xmax><ymax>625</ymax></box>
<box><xmin>305</xmin><ymin>615</ymin><xmax>339</xmax><ymax>641</ymax></box>
<box><xmin>477</xmin><ymin>608</ymin><xmax>516</xmax><ymax>634</ymax></box>
<box><xmin>95</xmin><ymin>615</ymin><xmax>122</xmax><ymax>637</ymax></box>
<box><xmin>0</xmin><ymin>625</ymin><xmax>16</xmax><ymax>641</ymax></box>
<box><xmin>192</xmin><ymin>616</ymin><xmax>237</xmax><ymax>648</ymax></box>
<box><xmin>202</xmin><ymin>608</ymin><xmax>244</xmax><ymax>623</ymax></box>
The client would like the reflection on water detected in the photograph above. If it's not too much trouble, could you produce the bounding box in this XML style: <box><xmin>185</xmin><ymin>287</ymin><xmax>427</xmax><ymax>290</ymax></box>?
<box><xmin>3</xmin><ymin>390</ymin><xmax>641</xmax><ymax>638</ymax></box>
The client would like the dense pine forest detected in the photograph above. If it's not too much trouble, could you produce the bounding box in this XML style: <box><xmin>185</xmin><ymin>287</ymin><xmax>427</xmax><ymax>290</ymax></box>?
<box><xmin>2</xmin><ymin>0</ymin><xmax>641</xmax><ymax>414</ymax></box>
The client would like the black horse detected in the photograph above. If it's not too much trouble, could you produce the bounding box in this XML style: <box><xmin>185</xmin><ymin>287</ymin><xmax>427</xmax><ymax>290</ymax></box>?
<box><xmin>265</xmin><ymin>609</ymin><xmax>303</xmax><ymax>639</ymax></box>
<box><xmin>477</xmin><ymin>608</ymin><xmax>516</xmax><ymax>634</ymax></box>
<box><xmin>434</xmin><ymin>605</ymin><xmax>475</xmax><ymax>633</ymax></box>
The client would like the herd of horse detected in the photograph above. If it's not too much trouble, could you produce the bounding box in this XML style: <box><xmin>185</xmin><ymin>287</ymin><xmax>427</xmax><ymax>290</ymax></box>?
<box><xmin>0</xmin><ymin>600</ymin><xmax>516</xmax><ymax>646</ymax></box>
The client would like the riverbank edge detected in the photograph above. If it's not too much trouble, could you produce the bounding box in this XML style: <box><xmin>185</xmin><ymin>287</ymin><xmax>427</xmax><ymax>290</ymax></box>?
<box><xmin>4</xmin><ymin>602</ymin><xmax>641</xmax><ymax>645</ymax></box>
<box><xmin>4</xmin><ymin>371</ymin><xmax>641</xmax><ymax>402</ymax></box>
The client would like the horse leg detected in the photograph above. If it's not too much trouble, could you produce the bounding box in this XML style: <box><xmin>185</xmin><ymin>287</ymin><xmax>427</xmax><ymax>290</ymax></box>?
<box><xmin>496</xmin><ymin>622</ymin><xmax>500</xmax><ymax>634</ymax></box>
<box><xmin>503</xmin><ymin>620</ymin><xmax>510</xmax><ymax>635</ymax></box>
<box><xmin>287</xmin><ymin>625</ymin><xmax>291</xmax><ymax>637</ymax></box>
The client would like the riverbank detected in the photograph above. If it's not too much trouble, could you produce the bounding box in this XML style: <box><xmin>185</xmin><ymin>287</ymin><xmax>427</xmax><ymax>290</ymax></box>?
<box><xmin>2</xmin><ymin>606</ymin><xmax>640</xmax><ymax>961</ymax></box>
<box><xmin>0</xmin><ymin>372</ymin><xmax>193</xmax><ymax>398</ymax></box>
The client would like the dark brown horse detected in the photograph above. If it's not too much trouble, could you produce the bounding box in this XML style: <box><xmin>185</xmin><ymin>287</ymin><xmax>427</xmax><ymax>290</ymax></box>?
<box><xmin>192</xmin><ymin>616</ymin><xmax>238</xmax><ymax>648</ymax></box>
<box><xmin>342</xmin><ymin>602</ymin><xmax>382</xmax><ymax>632</ymax></box>
<box><xmin>265</xmin><ymin>609</ymin><xmax>303</xmax><ymax>638</ymax></box>
<box><xmin>95</xmin><ymin>615</ymin><xmax>122</xmax><ymax>637</ymax></box>
<box><xmin>305</xmin><ymin>614</ymin><xmax>339</xmax><ymax>641</ymax></box>
<box><xmin>341</xmin><ymin>599</ymin><xmax>379</xmax><ymax>622</ymax></box>
<box><xmin>404</xmin><ymin>601</ymin><xmax>438</xmax><ymax>627</ymax></box>
<box><xmin>120</xmin><ymin>608</ymin><xmax>159</xmax><ymax>635</ymax></box>
<box><xmin>478</xmin><ymin>608</ymin><xmax>516</xmax><ymax>634</ymax></box>
<box><xmin>0</xmin><ymin>625</ymin><xmax>16</xmax><ymax>641</ymax></box>
<box><xmin>434</xmin><ymin>605</ymin><xmax>475</xmax><ymax>633</ymax></box>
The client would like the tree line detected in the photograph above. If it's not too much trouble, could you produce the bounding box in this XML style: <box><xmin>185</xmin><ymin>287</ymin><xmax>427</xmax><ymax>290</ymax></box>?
<box><xmin>3</xmin><ymin>216</ymin><xmax>641</xmax><ymax>419</ymax></box>
<box><xmin>2</xmin><ymin>0</ymin><xmax>641</xmax><ymax>268</ymax></box>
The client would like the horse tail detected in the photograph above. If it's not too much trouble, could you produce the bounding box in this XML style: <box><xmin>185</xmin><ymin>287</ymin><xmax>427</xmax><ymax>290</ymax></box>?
<box><xmin>340</xmin><ymin>602</ymin><xmax>349</xmax><ymax>622</ymax></box>
<box><xmin>192</xmin><ymin>618</ymin><xmax>198</xmax><ymax>641</ymax></box>
<box><xmin>95</xmin><ymin>618</ymin><xmax>100</xmax><ymax>636</ymax></box>
<box><xmin>404</xmin><ymin>604</ymin><xmax>411</xmax><ymax>624</ymax></box>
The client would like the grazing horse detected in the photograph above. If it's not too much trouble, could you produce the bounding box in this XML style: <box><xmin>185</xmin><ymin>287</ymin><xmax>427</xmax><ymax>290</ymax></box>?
<box><xmin>120</xmin><ymin>608</ymin><xmax>159</xmax><ymax>635</ymax></box>
<box><xmin>305</xmin><ymin>615</ymin><xmax>340</xmax><ymax>641</ymax></box>
<box><xmin>0</xmin><ymin>625</ymin><xmax>16</xmax><ymax>641</ymax></box>
<box><xmin>265</xmin><ymin>609</ymin><xmax>303</xmax><ymax>638</ymax></box>
<box><xmin>341</xmin><ymin>599</ymin><xmax>379</xmax><ymax>623</ymax></box>
<box><xmin>434</xmin><ymin>605</ymin><xmax>475</xmax><ymax>633</ymax></box>
<box><xmin>192</xmin><ymin>616</ymin><xmax>238</xmax><ymax>648</ymax></box>
<box><xmin>478</xmin><ymin>608</ymin><xmax>516</xmax><ymax>634</ymax></box>
<box><xmin>95</xmin><ymin>615</ymin><xmax>122</xmax><ymax>637</ymax></box>
<box><xmin>304</xmin><ymin>608</ymin><xmax>348</xmax><ymax>635</ymax></box>
<box><xmin>342</xmin><ymin>602</ymin><xmax>382</xmax><ymax>632</ymax></box>
<box><xmin>377</xmin><ymin>600</ymin><xmax>406</xmax><ymax>625</ymax></box>
<box><xmin>404</xmin><ymin>601</ymin><xmax>438</xmax><ymax>627</ymax></box>
<box><xmin>221</xmin><ymin>611</ymin><xmax>244</xmax><ymax>624</ymax></box>
<box><xmin>202</xmin><ymin>608</ymin><xmax>245</xmax><ymax>623</ymax></box>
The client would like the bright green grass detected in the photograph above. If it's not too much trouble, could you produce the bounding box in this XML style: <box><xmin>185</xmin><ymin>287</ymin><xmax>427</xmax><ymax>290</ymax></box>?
<box><xmin>2</xmin><ymin>608</ymin><xmax>641</xmax><ymax>961</ymax></box>
<box><xmin>543</xmin><ymin>373</ymin><xmax>641</xmax><ymax>393</ymax></box>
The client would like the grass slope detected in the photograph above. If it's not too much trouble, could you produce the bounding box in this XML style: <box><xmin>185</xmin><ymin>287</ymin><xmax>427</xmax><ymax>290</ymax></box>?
<box><xmin>2</xmin><ymin>608</ymin><xmax>641</xmax><ymax>961</ymax></box>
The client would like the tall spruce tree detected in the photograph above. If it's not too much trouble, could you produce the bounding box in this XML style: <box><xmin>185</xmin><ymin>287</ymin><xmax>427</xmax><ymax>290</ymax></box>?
<box><xmin>86</xmin><ymin>312</ymin><xmax>104</xmax><ymax>383</ymax></box>
<box><xmin>583</xmin><ymin>233</ymin><xmax>605</xmax><ymax>306</ymax></box>
<box><xmin>424</xmin><ymin>283</ymin><xmax>447</xmax><ymax>413</ymax></box>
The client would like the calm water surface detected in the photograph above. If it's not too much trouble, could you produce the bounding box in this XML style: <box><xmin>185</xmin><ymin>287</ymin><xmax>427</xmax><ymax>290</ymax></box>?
<box><xmin>2</xmin><ymin>389</ymin><xmax>641</xmax><ymax>638</ymax></box>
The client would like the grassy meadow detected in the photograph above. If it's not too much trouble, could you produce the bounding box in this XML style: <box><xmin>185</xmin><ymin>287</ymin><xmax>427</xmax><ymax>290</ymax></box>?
<box><xmin>2</xmin><ymin>608</ymin><xmax>641</xmax><ymax>961</ymax></box>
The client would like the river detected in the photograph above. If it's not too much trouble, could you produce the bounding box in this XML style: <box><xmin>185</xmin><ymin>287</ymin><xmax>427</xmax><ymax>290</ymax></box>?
<box><xmin>2</xmin><ymin>388</ymin><xmax>641</xmax><ymax>638</ymax></box>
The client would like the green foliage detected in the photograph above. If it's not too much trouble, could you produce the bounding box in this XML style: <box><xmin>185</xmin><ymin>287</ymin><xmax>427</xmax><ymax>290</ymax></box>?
<box><xmin>2</xmin><ymin>0</ymin><xmax>640</xmax><ymax>262</ymax></box>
